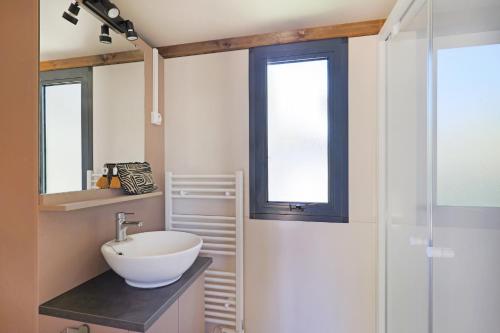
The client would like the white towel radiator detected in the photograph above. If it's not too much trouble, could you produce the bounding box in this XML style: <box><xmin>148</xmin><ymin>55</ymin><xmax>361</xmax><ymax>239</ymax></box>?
<box><xmin>166</xmin><ymin>171</ymin><xmax>244</xmax><ymax>333</ymax></box>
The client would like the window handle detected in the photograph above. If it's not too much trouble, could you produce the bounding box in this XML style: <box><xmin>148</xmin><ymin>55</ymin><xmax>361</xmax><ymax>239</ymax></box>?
<box><xmin>289</xmin><ymin>204</ymin><xmax>305</xmax><ymax>212</ymax></box>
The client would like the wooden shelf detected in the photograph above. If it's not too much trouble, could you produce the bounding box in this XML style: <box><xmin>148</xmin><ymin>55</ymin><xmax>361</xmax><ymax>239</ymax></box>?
<box><xmin>39</xmin><ymin>191</ymin><xmax>163</xmax><ymax>212</ymax></box>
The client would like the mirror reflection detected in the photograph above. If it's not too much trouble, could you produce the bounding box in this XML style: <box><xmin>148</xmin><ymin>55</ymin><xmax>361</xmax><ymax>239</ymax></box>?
<box><xmin>39</xmin><ymin>0</ymin><xmax>145</xmax><ymax>194</ymax></box>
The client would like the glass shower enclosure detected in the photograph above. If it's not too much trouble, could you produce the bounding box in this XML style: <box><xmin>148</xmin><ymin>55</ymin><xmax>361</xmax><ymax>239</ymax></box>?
<box><xmin>381</xmin><ymin>0</ymin><xmax>500</xmax><ymax>332</ymax></box>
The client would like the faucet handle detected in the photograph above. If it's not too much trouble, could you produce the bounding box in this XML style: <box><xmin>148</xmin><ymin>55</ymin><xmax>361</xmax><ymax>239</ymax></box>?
<box><xmin>117</xmin><ymin>212</ymin><xmax>135</xmax><ymax>220</ymax></box>
<box><xmin>123</xmin><ymin>221</ymin><xmax>143</xmax><ymax>227</ymax></box>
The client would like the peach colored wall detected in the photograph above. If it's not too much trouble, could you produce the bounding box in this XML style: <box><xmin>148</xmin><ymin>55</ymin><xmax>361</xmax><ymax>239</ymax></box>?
<box><xmin>0</xmin><ymin>1</ymin><xmax>39</xmax><ymax>332</ymax></box>
<box><xmin>38</xmin><ymin>44</ymin><xmax>166</xmax><ymax>304</ymax></box>
<box><xmin>164</xmin><ymin>36</ymin><xmax>379</xmax><ymax>333</ymax></box>
<box><xmin>38</xmin><ymin>198</ymin><xmax>165</xmax><ymax>303</ymax></box>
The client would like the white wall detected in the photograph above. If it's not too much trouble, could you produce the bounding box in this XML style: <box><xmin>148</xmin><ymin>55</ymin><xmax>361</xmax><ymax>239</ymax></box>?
<box><xmin>93</xmin><ymin>62</ymin><xmax>145</xmax><ymax>171</ymax></box>
<box><xmin>165</xmin><ymin>35</ymin><xmax>379</xmax><ymax>333</ymax></box>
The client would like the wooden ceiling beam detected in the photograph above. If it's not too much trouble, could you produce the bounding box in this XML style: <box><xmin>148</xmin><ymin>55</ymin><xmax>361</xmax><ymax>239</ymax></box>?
<box><xmin>158</xmin><ymin>19</ymin><xmax>385</xmax><ymax>58</ymax></box>
<box><xmin>40</xmin><ymin>19</ymin><xmax>385</xmax><ymax>68</ymax></box>
<box><xmin>40</xmin><ymin>50</ymin><xmax>144</xmax><ymax>72</ymax></box>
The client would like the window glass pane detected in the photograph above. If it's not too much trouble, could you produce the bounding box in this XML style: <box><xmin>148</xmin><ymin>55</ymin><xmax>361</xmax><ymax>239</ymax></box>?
<box><xmin>437</xmin><ymin>44</ymin><xmax>500</xmax><ymax>207</ymax></box>
<box><xmin>267</xmin><ymin>59</ymin><xmax>329</xmax><ymax>203</ymax></box>
<box><xmin>45</xmin><ymin>83</ymin><xmax>82</xmax><ymax>193</ymax></box>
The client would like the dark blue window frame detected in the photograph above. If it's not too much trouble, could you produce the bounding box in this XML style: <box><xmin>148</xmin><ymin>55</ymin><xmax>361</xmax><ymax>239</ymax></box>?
<box><xmin>249</xmin><ymin>38</ymin><xmax>349</xmax><ymax>223</ymax></box>
<box><xmin>39</xmin><ymin>67</ymin><xmax>93</xmax><ymax>194</ymax></box>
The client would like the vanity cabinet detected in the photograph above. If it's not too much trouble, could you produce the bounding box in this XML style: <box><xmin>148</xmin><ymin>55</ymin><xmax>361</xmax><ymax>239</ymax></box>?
<box><xmin>147</xmin><ymin>274</ymin><xmax>204</xmax><ymax>333</ymax></box>
<box><xmin>39</xmin><ymin>274</ymin><xmax>205</xmax><ymax>333</ymax></box>
<box><xmin>138</xmin><ymin>301</ymin><xmax>178</xmax><ymax>333</ymax></box>
<box><xmin>178</xmin><ymin>273</ymin><xmax>204</xmax><ymax>333</ymax></box>
<box><xmin>39</xmin><ymin>316</ymin><xmax>127</xmax><ymax>333</ymax></box>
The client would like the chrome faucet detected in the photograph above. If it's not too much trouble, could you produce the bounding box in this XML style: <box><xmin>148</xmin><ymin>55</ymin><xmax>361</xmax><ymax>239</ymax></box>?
<box><xmin>116</xmin><ymin>212</ymin><xmax>143</xmax><ymax>242</ymax></box>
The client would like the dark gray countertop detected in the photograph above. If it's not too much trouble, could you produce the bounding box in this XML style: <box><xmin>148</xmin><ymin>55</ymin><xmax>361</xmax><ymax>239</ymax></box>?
<box><xmin>39</xmin><ymin>257</ymin><xmax>212</xmax><ymax>332</ymax></box>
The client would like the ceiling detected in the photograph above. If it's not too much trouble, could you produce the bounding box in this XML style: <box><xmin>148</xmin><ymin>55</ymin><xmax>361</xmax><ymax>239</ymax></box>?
<box><xmin>40</xmin><ymin>0</ymin><xmax>395</xmax><ymax>60</ymax></box>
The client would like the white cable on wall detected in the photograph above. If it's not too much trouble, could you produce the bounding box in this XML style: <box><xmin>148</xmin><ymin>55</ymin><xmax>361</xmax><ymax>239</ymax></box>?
<box><xmin>151</xmin><ymin>48</ymin><xmax>162</xmax><ymax>125</ymax></box>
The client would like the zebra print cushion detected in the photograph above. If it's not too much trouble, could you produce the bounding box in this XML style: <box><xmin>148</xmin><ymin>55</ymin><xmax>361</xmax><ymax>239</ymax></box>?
<box><xmin>116</xmin><ymin>162</ymin><xmax>158</xmax><ymax>195</ymax></box>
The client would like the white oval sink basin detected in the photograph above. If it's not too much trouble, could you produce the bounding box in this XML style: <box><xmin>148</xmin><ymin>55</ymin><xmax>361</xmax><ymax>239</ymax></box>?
<box><xmin>101</xmin><ymin>231</ymin><xmax>202</xmax><ymax>288</ymax></box>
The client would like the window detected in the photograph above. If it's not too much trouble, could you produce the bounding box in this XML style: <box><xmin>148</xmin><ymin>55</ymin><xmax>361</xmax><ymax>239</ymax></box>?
<box><xmin>249</xmin><ymin>38</ymin><xmax>348</xmax><ymax>222</ymax></box>
<box><xmin>39</xmin><ymin>68</ymin><xmax>93</xmax><ymax>194</ymax></box>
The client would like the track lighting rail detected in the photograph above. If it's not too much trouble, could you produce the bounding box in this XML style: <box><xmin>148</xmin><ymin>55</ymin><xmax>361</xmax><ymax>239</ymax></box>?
<box><xmin>62</xmin><ymin>0</ymin><xmax>139</xmax><ymax>44</ymax></box>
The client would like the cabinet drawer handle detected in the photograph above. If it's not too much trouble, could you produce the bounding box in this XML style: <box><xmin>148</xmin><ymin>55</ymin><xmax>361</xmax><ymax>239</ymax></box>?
<box><xmin>61</xmin><ymin>324</ymin><xmax>90</xmax><ymax>333</ymax></box>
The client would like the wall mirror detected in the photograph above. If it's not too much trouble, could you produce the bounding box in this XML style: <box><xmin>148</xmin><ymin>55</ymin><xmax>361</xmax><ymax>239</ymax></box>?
<box><xmin>39</xmin><ymin>0</ymin><xmax>145</xmax><ymax>195</ymax></box>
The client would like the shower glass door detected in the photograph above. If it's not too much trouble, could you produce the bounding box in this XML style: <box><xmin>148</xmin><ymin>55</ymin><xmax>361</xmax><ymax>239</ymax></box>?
<box><xmin>386</xmin><ymin>1</ymin><xmax>500</xmax><ymax>333</ymax></box>
<box><xmin>432</xmin><ymin>1</ymin><xmax>500</xmax><ymax>332</ymax></box>
<box><xmin>385</xmin><ymin>1</ymin><xmax>431</xmax><ymax>333</ymax></box>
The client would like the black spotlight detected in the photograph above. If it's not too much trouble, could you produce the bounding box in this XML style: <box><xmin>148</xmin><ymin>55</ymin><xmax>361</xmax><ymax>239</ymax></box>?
<box><xmin>62</xmin><ymin>11</ymin><xmax>78</xmax><ymax>25</ymax></box>
<box><xmin>68</xmin><ymin>1</ymin><xmax>80</xmax><ymax>16</ymax></box>
<box><xmin>62</xmin><ymin>1</ymin><xmax>79</xmax><ymax>25</ymax></box>
<box><xmin>102</xmin><ymin>0</ymin><xmax>120</xmax><ymax>19</ymax></box>
<box><xmin>99</xmin><ymin>24</ymin><xmax>112</xmax><ymax>44</ymax></box>
<box><xmin>125</xmin><ymin>20</ymin><xmax>138</xmax><ymax>41</ymax></box>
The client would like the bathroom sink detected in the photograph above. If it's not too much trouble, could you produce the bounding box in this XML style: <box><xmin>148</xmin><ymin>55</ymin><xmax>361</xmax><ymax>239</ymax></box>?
<box><xmin>101</xmin><ymin>231</ymin><xmax>202</xmax><ymax>288</ymax></box>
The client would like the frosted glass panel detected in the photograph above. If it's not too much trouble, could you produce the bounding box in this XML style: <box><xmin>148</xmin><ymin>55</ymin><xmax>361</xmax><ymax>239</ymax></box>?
<box><xmin>45</xmin><ymin>83</ymin><xmax>82</xmax><ymax>194</ymax></box>
<box><xmin>385</xmin><ymin>2</ymin><xmax>430</xmax><ymax>333</ymax></box>
<box><xmin>267</xmin><ymin>59</ymin><xmax>328</xmax><ymax>203</ymax></box>
<box><xmin>436</xmin><ymin>44</ymin><xmax>500</xmax><ymax>207</ymax></box>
